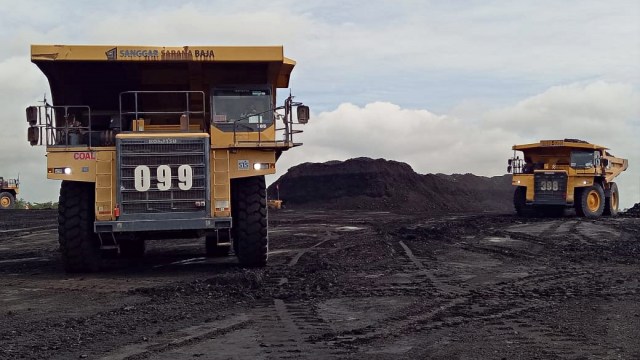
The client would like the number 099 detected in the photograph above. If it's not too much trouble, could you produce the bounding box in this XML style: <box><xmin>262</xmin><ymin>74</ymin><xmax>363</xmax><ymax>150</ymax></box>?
<box><xmin>134</xmin><ymin>165</ymin><xmax>193</xmax><ymax>192</ymax></box>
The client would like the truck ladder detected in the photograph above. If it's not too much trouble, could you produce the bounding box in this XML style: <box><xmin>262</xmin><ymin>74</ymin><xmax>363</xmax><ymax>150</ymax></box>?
<box><xmin>95</xmin><ymin>151</ymin><xmax>115</xmax><ymax>221</ymax></box>
<box><xmin>212</xmin><ymin>150</ymin><xmax>231</xmax><ymax>218</ymax></box>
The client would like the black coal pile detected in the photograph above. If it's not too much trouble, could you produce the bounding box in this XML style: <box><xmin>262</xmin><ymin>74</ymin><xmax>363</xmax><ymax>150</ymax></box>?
<box><xmin>623</xmin><ymin>203</ymin><xmax>640</xmax><ymax>217</ymax></box>
<box><xmin>268</xmin><ymin>158</ymin><xmax>513</xmax><ymax>214</ymax></box>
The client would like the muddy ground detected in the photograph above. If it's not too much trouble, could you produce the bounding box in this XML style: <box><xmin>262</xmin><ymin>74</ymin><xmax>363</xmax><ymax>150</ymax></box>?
<box><xmin>1</xmin><ymin>209</ymin><xmax>639</xmax><ymax>359</ymax></box>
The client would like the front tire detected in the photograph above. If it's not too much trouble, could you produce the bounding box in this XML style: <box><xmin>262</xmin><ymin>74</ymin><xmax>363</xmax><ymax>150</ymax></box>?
<box><xmin>603</xmin><ymin>182</ymin><xmax>619</xmax><ymax>216</ymax></box>
<box><xmin>575</xmin><ymin>184</ymin><xmax>605</xmax><ymax>218</ymax></box>
<box><xmin>58</xmin><ymin>181</ymin><xmax>100</xmax><ymax>272</ymax></box>
<box><xmin>0</xmin><ymin>192</ymin><xmax>15</xmax><ymax>209</ymax></box>
<box><xmin>232</xmin><ymin>176</ymin><xmax>268</xmax><ymax>267</ymax></box>
<box><xmin>513</xmin><ymin>187</ymin><xmax>531</xmax><ymax>216</ymax></box>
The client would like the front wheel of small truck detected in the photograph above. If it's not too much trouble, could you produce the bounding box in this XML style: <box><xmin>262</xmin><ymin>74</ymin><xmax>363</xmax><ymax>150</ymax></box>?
<box><xmin>575</xmin><ymin>184</ymin><xmax>605</xmax><ymax>219</ymax></box>
<box><xmin>0</xmin><ymin>192</ymin><xmax>15</xmax><ymax>209</ymax></box>
<box><xmin>58</xmin><ymin>181</ymin><xmax>101</xmax><ymax>273</ymax></box>
<box><xmin>232</xmin><ymin>176</ymin><xmax>268</xmax><ymax>267</ymax></box>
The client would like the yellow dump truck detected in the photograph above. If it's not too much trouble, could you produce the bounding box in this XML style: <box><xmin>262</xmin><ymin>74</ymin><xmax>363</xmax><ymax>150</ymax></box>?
<box><xmin>26</xmin><ymin>44</ymin><xmax>309</xmax><ymax>272</ymax></box>
<box><xmin>508</xmin><ymin>139</ymin><xmax>628</xmax><ymax>218</ymax></box>
<box><xmin>0</xmin><ymin>176</ymin><xmax>19</xmax><ymax>209</ymax></box>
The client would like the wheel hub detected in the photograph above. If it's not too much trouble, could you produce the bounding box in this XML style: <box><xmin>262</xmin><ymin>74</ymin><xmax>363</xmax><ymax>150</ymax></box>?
<box><xmin>587</xmin><ymin>190</ymin><xmax>600</xmax><ymax>212</ymax></box>
<box><xmin>0</xmin><ymin>196</ymin><xmax>9</xmax><ymax>207</ymax></box>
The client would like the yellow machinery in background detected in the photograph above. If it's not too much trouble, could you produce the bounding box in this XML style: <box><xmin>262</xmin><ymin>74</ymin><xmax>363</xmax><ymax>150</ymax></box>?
<box><xmin>0</xmin><ymin>176</ymin><xmax>19</xmax><ymax>209</ymax></box>
<box><xmin>26</xmin><ymin>44</ymin><xmax>309</xmax><ymax>272</ymax></box>
<box><xmin>267</xmin><ymin>200</ymin><xmax>283</xmax><ymax>210</ymax></box>
<box><xmin>508</xmin><ymin>139</ymin><xmax>627</xmax><ymax>218</ymax></box>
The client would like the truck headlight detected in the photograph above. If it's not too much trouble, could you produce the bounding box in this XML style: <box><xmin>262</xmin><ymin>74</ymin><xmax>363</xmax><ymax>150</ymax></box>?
<box><xmin>253</xmin><ymin>163</ymin><xmax>270</xmax><ymax>170</ymax></box>
<box><xmin>52</xmin><ymin>167</ymin><xmax>72</xmax><ymax>175</ymax></box>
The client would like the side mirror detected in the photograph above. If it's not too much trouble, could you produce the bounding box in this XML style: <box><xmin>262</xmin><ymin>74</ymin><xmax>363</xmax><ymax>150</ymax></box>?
<box><xmin>507</xmin><ymin>165</ymin><xmax>512</xmax><ymax>173</ymax></box>
<box><xmin>508</xmin><ymin>159</ymin><xmax>513</xmax><ymax>166</ymax></box>
<box><xmin>26</xmin><ymin>106</ymin><xmax>38</xmax><ymax>126</ymax></box>
<box><xmin>297</xmin><ymin>105</ymin><xmax>310</xmax><ymax>124</ymax></box>
<box><xmin>28</xmin><ymin>126</ymin><xmax>39</xmax><ymax>146</ymax></box>
<box><xmin>601</xmin><ymin>158</ymin><xmax>609</xmax><ymax>167</ymax></box>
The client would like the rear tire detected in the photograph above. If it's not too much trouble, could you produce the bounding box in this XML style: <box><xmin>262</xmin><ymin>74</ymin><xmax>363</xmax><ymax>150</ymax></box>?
<box><xmin>232</xmin><ymin>176</ymin><xmax>268</xmax><ymax>267</ymax></box>
<box><xmin>58</xmin><ymin>181</ymin><xmax>100</xmax><ymax>272</ymax></box>
<box><xmin>575</xmin><ymin>184</ymin><xmax>605</xmax><ymax>218</ymax></box>
<box><xmin>0</xmin><ymin>192</ymin><xmax>15</xmax><ymax>209</ymax></box>
<box><xmin>603</xmin><ymin>182</ymin><xmax>619</xmax><ymax>216</ymax></box>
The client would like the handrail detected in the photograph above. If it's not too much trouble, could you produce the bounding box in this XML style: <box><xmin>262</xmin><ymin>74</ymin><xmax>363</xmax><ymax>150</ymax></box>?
<box><xmin>27</xmin><ymin>102</ymin><xmax>94</xmax><ymax>148</ymax></box>
<box><xmin>227</xmin><ymin>94</ymin><xmax>305</xmax><ymax>148</ymax></box>
<box><xmin>119</xmin><ymin>90</ymin><xmax>206</xmax><ymax>131</ymax></box>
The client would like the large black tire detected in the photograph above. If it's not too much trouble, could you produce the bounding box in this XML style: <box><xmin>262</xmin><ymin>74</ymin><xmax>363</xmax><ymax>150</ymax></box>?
<box><xmin>513</xmin><ymin>187</ymin><xmax>529</xmax><ymax>216</ymax></box>
<box><xmin>58</xmin><ymin>181</ymin><xmax>100</xmax><ymax>272</ymax></box>
<box><xmin>0</xmin><ymin>192</ymin><xmax>15</xmax><ymax>209</ymax></box>
<box><xmin>119</xmin><ymin>238</ymin><xmax>146</xmax><ymax>258</ymax></box>
<box><xmin>603</xmin><ymin>182</ymin><xmax>619</xmax><ymax>216</ymax></box>
<box><xmin>205</xmin><ymin>230</ymin><xmax>231</xmax><ymax>257</ymax></box>
<box><xmin>575</xmin><ymin>184</ymin><xmax>605</xmax><ymax>218</ymax></box>
<box><xmin>231</xmin><ymin>176</ymin><xmax>268</xmax><ymax>267</ymax></box>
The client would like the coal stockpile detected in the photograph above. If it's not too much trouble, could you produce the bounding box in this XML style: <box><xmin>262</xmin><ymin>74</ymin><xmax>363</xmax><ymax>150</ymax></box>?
<box><xmin>623</xmin><ymin>203</ymin><xmax>640</xmax><ymax>217</ymax></box>
<box><xmin>268</xmin><ymin>157</ymin><xmax>513</xmax><ymax>214</ymax></box>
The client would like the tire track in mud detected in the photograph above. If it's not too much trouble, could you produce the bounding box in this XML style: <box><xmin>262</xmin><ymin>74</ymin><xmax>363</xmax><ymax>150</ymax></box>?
<box><xmin>316</xmin><ymin>217</ymin><xmax>627</xmax><ymax>349</ymax></box>
<box><xmin>97</xmin><ymin>231</ymin><xmax>348</xmax><ymax>360</ymax></box>
<box><xmin>249</xmin><ymin>299</ymin><xmax>348</xmax><ymax>359</ymax></box>
<box><xmin>240</xmin><ymin>230</ymin><xmax>349</xmax><ymax>358</ymax></box>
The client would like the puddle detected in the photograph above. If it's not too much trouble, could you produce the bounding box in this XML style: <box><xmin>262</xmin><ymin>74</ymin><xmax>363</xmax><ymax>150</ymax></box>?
<box><xmin>484</xmin><ymin>236</ymin><xmax>514</xmax><ymax>243</ymax></box>
<box><xmin>335</xmin><ymin>226</ymin><xmax>365</xmax><ymax>232</ymax></box>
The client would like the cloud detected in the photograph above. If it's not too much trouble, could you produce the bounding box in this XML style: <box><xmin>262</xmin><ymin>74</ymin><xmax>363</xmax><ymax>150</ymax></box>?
<box><xmin>271</xmin><ymin>81</ymin><xmax>640</xmax><ymax>208</ymax></box>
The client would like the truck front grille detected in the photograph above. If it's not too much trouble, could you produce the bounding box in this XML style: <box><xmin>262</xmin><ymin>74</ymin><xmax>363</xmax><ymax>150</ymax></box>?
<box><xmin>534</xmin><ymin>172</ymin><xmax>567</xmax><ymax>205</ymax></box>
<box><xmin>117</xmin><ymin>137</ymin><xmax>209</xmax><ymax>216</ymax></box>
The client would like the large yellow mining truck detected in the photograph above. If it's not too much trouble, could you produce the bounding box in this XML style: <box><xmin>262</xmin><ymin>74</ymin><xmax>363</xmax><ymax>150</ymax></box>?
<box><xmin>508</xmin><ymin>139</ymin><xmax>627</xmax><ymax>218</ymax></box>
<box><xmin>26</xmin><ymin>45</ymin><xmax>309</xmax><ymax>272</ymax></box>
<box><xmin>0</xmin><ymin>176</ymin><xmax>19</xmax><ymax>209</ymax></box>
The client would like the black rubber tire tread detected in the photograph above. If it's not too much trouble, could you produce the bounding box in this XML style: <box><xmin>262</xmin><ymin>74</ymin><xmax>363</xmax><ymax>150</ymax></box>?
<box><xmin>205</xmin><ymin>230</ymin><xmax>231</xmax><ymax>257</ymax></box>
<box><xmin>58</xmin><ymin>181</ymin><xmax>100</xmax><ymax>273</ymax></box>
<box><xmin>603</xmin><ymin>182</ymin><xmax>619</xmax><ymax>216</ymax></box>
<box><xmin>575</xmin><ymin>184</ymin><xmax>605</xmax><ymax>218</ymax></box>
<box><xmin>119</xmin><ymin>238</ymin><xmax>146</xmax><ymax>258</ymax></box>
<box><xmin>513</xmin><ymin>187</ymin><xmax>528</xmax><ymax>216</ymax></box>
<box><xmin>0</xmin><ymin>191</ymin><xmax>15</xmax><ymax>209</ymax></box>
<box><xmin>232</xmin><ymin>176</ymin><xmax>268</xmax><ymax>267</ymax></box>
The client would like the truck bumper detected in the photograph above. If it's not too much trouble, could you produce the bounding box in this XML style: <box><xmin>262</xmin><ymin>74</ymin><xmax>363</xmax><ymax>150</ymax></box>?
<box><xmin>94</xmin><ymin>217</ymin><xmax>232</xmax><ymax>233</ymax></box>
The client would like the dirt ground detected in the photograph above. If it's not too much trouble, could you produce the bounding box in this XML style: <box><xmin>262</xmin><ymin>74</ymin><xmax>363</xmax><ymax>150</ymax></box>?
<box><xmin>1</xmin><ymin>209</ymin><xmax>639</xmax><ymax>359</ymax></box>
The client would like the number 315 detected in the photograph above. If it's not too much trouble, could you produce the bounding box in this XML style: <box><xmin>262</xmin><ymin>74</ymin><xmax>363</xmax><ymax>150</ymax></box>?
<box><xmin>134</xmin><ymin>165</ymin><xmax>193</xmax><ymax>192</ymax></box>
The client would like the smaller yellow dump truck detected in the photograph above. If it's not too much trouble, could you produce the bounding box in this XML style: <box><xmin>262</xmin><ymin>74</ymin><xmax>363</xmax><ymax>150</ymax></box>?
<box><xmin>508</xmin><ymin>139</ymin><xmax>628</xmax><ymax>218</ymax></box>
<box><xmin>0</xmin><ymin>177</ymin><xmax>19</xmax><ymax>209</ymax></box>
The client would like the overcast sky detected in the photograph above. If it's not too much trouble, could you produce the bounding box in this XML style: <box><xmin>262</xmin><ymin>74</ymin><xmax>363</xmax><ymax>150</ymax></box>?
<box><xmin>0</xmin><ymin>0</ymin><xmax>639</xmax><ymax>208</ymax></box>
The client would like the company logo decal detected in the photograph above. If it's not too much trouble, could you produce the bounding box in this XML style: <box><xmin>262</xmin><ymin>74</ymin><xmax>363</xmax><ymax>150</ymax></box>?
<box><xmin>106</xmin><ymin>47</ymin><xmax>117</xmax><ymax>60</ymax></box>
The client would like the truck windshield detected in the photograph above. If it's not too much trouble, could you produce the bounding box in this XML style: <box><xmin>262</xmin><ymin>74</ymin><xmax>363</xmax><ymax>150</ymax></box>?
<box><xmin>211</xmin><ymin>89</ymin><xmax>272</xmax><ymax>125</ymax></box>
<box><xmin>570</xmin><ymin>151</ymin><xmax>595</xmax><ymax>168</ymax></box>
